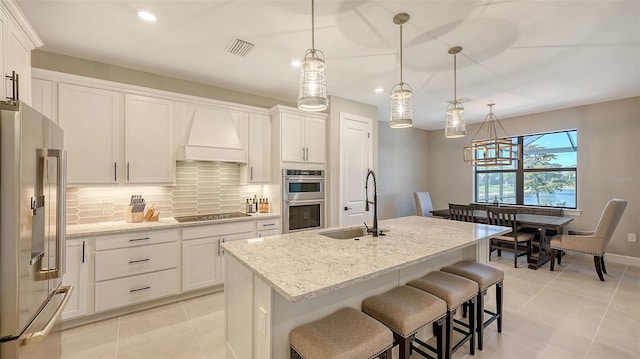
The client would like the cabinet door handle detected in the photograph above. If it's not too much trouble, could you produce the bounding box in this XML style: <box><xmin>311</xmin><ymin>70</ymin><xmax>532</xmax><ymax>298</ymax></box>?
<box><xmin>221</xmin><ymin>238</ymin><xmax>225</xmax><ymax>255</ymax></box>
<box><xmin>129</xmin><ymin>286</ymin><xmax>151</xmax><ymax>293</ymax></box>
<box><xmin>128</xmin><ymin>258</ymin><xmax>150</xmax><ymax>264</ymax></box>
<box><xmin>126</xmin><ymin>162</ymin><xmax>130</xmax><ymax>182</ymax></box>
<box><xmin>262</xmin><ymin>223</ymin><xmax>275</xmax><ymax>227</ymax></box>
<box><xmin>302</xmin><ymin>147</ymin><xmax>305</xmax><ymax>161</ymax></box>
<box><xmin>217</xmin><ymin>239</ymin><xmax>221</xmax><ymax>256</ymax></box>
<box><xmin>128</xmin><ymin>237</ymin><xmax>150</xmax><ymax>242</ymax></box>
<box><xmin>250</xmin><ymin>166</ymin><xmax>254</xmax><ymax>181</ymax></box>
<box><xmin>82</xmin><ymin>241</ymin><xmax>85</xmax><ymax>264</ymax></box>
<box><xmin>5</xmin><ymin>71</ymin><xmax>18</xmax><ymax>101</ymax></box>
<box><xmin>114</xmin><ymin>162</ymin><xmax>117</xmax><ymax>182</ymax></box>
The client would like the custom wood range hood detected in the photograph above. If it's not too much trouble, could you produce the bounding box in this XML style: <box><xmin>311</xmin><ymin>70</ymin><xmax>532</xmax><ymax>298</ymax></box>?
<box><xmin>177</xmin><ymin>106</ymin><xmax>247</xmax><ymax>163</ymax></box>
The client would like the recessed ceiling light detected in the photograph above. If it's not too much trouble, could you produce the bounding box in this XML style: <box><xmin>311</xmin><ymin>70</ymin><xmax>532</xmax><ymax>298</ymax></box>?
<box><xmin>137</xmin><ymin>10</ymin><xmax>157</xmax><ymax>23</ymax></box>
<box><xmin>291</xmin><ymin>60</ymin><xmax>301</xmax><ymax>67</ymax></box>
<box><xmin>375</xmin><ymin>87</ymin><xmax>384</xmax><ymax>93</ymax></box>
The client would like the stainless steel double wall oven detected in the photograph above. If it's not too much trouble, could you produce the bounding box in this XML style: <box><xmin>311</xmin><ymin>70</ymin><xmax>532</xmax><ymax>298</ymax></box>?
<box><xmin>282</xmin><ymin>169</ymin><xmax>324</xmax><ymax>233</ymax></box>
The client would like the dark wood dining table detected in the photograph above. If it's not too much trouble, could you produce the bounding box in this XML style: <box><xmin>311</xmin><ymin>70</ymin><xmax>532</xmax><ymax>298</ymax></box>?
<box><xmin>430</xmin><ymin>208</ymin><xmax>574</xmax><ymax>269</ymax></box>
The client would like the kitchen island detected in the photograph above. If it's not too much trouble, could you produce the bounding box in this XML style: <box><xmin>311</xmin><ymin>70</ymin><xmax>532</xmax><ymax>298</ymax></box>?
<box><xmin>221</xmin><ymin>216</ymin><xmax>510</xmax><ymax>359</ymax></box>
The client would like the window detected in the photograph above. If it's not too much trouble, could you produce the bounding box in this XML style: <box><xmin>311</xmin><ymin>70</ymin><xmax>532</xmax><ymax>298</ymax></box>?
<box><xmin>474</xmin><ymin>130</ymin><xmax>577</xmax><ymax>208</ymax></box>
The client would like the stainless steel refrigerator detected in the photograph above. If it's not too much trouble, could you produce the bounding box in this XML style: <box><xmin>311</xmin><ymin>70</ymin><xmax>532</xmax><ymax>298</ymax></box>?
<box><xmin>0</xmin><ymin>100</ymin><xmax>71</xmax><ymax>358</ymax></box>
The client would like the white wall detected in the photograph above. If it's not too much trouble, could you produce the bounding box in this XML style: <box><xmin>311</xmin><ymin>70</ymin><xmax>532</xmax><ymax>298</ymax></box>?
<box><xmin>427</xmin><ymin>97</ymin><xmax>640</xmax><ymax>258</ymax></box>
<box><xmin>377</xmin><ymin>122</ymin><xmax>430</xmax><ymax>220</ymax></box>
<box><xmin>327</xmin><ymin>96</ymin><xmax>378</xmax><ymax>227</ymax></box>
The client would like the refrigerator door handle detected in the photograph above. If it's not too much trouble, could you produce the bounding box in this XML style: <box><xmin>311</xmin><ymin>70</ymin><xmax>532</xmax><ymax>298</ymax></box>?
<box><xmin>35</xmin><ymin>148</ymin><xmax>67</xmax><ymax>279</ymax></box>
<box><xmin>18</xmin><ymin>286</ymin><xmax>73</xmax><ymax>346</ymax></box>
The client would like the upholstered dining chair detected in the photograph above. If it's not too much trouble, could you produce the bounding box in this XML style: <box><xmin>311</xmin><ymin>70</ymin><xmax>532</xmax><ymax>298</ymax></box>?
<box><xmin>414</xmin><ymin>192</ymin><xmax>434</xmax><ymax>217</ymax></box>
<box><xmin>449</xmin><ymin>203</ymin><xmax>475</xmax><ymax>223</ymax></box>
<box><xmin>487</xmin><ymin>207</ymin><xmax>533</xmax><ymax>268</ymax></box>
<box><xmin>550</xmin><ymin>198</ymin><xmax>627</xmax><ymax>281</ymax></box>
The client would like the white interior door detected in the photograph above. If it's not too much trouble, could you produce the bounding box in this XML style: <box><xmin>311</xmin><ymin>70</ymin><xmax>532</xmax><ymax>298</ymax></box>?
<box><xmin>340</xmin><ymin>113</ymin><xmax>372</xmax><ymax>226</ymax></box>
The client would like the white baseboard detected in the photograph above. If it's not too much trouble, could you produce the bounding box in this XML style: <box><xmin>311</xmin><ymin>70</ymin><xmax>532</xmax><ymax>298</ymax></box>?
<box><xmin>605</xmin><ymin>253</ymin><xmax>640</xmax><ymax>267</ymax></box>
<box><xmin>568</xmin><ymin>252</ymin><xmax>640</xmax><ymax>267</ymax></box>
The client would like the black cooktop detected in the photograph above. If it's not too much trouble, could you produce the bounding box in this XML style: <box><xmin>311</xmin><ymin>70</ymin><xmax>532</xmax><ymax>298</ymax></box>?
<box><xmin>174</xmin><ymin>212</ymin><xmax>251</xmax><ymax>223</ymax></box>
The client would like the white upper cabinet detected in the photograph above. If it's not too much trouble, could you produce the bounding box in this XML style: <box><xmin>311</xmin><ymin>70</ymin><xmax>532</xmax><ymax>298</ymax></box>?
<box><xmin>303</xmin><ymin>117</ymin><xmax>326</xmax><ymax>163</ymax></box>
<box><xmin>273</xmin><ymin>106</ymin><xmax>326</xmax><ymax>164</ymax></box>
<box><xmin>0</xmin><ymin>1</ymin><xmax>43</xmax><ymax>104</ymax></box>
<box><xmin>244</xmin><ymin>113</ymin><xmax>271</xmax><ymax>183</ymax></box>
<box><xmin>57</xmin><ymin>85</ymin><xmax>175</xmax><ymax>185</ymax></box>
<box><xmin>280</xmin><ymin>112</ymin><xmax>306</xmax><ymax>162</ymax></box>
<box><xmin>58</xmin><ymin>83</ymin><xmax>120</xmax><ymax>184</ymax></box>
<box><xmin>124</xmin><ymin>94</ymin><xmax>174</xmax><ymax>184</ymax></box>
<box><xmin>30</xmin><ymin>77</ymin><xmax>53</xmax><ymax>120</ymax></box>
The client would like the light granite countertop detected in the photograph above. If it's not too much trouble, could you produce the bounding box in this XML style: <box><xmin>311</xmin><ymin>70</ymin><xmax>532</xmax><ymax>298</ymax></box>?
<box><xmin>66</xmin><ymin>213</ymin><xmax>281</xmax><ymax>238</ymax></box>
<box><xmin>221</xmin><ymin>216</ymin><xmax>511</xmax><ymax>303</ymax></box>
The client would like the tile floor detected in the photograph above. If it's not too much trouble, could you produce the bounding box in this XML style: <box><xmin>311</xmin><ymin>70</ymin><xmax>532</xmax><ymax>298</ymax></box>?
<box><xmin>61</xmin><ymin>253</ymin><xmax>640</xmax><ymax>359</ymax></box>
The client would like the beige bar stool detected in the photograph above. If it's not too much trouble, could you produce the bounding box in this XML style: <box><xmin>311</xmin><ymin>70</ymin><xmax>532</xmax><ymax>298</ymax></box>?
<box><xmin>407</xmin><ymin>271</ymin><xmax>478</xmax><ymax>359</ymax></box>
<box><xmin>362</xmin><ymin>285</ymin><xmax>447</xmax><ymax>359</ymax></box>
<box><xmin>441</xmin><ymin>261</ymin><xmax>504</xmax><ymax>350</ymax></box>
<box><xmin>289</xmin><ymin>307</ymin><xmax>393</xmax><ymax>359</ymax></box>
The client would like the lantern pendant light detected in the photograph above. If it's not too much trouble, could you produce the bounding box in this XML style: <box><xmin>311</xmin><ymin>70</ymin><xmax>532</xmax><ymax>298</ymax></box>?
<box><xmin>297</xmin><ymin>0</ymin><xmax>328</xmax><ymax>112</ymax></box>
<box><xmin>445</xmin><ymin>46</ymin><xmax>466</xmax><ymax>138</ymax></box>
<box><xmin>389</xmin><ymin>13</ymin><xmax>413</xmax><ymax>128</ymax></box>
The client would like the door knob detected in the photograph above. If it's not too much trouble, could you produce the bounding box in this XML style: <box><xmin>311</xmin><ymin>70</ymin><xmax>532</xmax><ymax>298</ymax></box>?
<box><xmin>344</xmin><ymin>206</ymin><xmax>352</xmax><ymax>211</ymax></box>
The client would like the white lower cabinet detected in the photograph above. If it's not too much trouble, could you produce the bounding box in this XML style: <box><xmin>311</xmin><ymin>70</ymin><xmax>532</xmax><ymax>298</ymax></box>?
<box><xmin>62</xmin><ymin>238</ymin><xmax>88</xmax><ymax>320</ymax></box>
<box><xmin>93</xmin><ymin>229</ymin><xmax>179</xmax><ymax>312</ymax></box>
<box><xmin>182</xmin><ymin>221</ymin><xmax>255</xmax><ymax>292</ymax></box>
<box><xmin>95</xmin><ymin>269</ymin><xmax>179</xmax><ymax>313</ymax></box>
<box><xmin>256</xmin><ymin>218</ymin><xmax>280</xmax><ymax>237</ymax></box>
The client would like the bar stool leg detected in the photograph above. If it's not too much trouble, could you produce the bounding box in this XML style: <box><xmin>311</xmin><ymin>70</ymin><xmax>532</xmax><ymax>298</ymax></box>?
<box><xmin>497</xmin><ymin>282</ymin><xmax>503</xmax><ymax>333</ymax></box>
<box><xmin>469</xmin><ymin>298</ymin><xmax>476</xmax><ymax>356</ymax></box>
<box><xmin>433</xmin><ymin>319</ymin><xmax>444</xmax><ymax>359</ymax></box>
<box><xmin>477</xmin><ymin>290</ymin><xmax>484</xmax><ymax>350</ymax></box>
<box><xmin>398</xmin><ymin>334</ymin><xmax>412</xmax><ymax>359</ymax></box>
<box><xmin>445</xmin><ymin>310</ymin><xmax>453</xmax><ymax>359</ymax></box>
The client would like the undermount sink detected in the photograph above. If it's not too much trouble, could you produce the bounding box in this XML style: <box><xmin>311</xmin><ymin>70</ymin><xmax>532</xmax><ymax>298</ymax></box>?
<box><xmin>320</xmin><ymin>227</ymin><xmax>368</xmax><ymax>239</ymax></box>
<box><xmin>319</xmin><ymin>227</ymin><xmax>388</xmax><ymax>239</ymax></box>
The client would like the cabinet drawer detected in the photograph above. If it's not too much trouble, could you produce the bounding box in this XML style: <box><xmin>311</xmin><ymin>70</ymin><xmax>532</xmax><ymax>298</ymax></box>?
<box><xmin>95</xmin><ymin>229</ymin><xmax>178</xmax><ymax>250</ymax></box>
<box><xmin>258</xmin><ymin>228</ymin><xmax>280</xmax><ymax>237</ymax></box>
<box><xmin>256</xmin><ymin>218</ymin><xmax>279</xmax><ymax>231</ymax></box>
<box><xmin>183</xmin><ymin>221</ymin><xmax>254</xmax><ymax>240</ymax></box>
<box><xmin>95</xmin><ymin>269</ymin><xmax>178</xmax><ymax>312</ymax></box>
<box><xmin>95</xmin><ymin>242</ymin><xmax>178</xmax><ymax>281</ymax></box>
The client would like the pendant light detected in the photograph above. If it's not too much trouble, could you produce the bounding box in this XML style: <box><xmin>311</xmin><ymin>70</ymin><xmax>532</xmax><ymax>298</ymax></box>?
<box><xmin>297</xmin><ymin>0</ymin><xmax>328</xmax><ymax>112</ymax></box>
<box><xmin>463</xmin><ymin>104</ymin><xmax>520</xmax><ymax>166</ymax></box>
<box><xmin>389</xmin><ymin>13</ymin><xmax>413</xmax><ymax>128</ymax></box>
<box><xmin>445</xmin><ymin>46</ymin><xmax>466</xmax><ymax>138</ymax></box>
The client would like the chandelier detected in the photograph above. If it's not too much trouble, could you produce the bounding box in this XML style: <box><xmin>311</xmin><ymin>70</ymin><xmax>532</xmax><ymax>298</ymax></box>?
<box><xmin>463</xmin><ymin>104</ymin><xmax>519</xmax><ymax>166</ymax></box>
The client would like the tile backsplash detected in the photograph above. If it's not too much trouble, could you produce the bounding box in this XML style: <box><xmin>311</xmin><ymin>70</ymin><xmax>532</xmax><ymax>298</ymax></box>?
<box><xmin>66</xmin><ymin>162</ymin><xmax>266</xmax><ymax>225</ymax></box>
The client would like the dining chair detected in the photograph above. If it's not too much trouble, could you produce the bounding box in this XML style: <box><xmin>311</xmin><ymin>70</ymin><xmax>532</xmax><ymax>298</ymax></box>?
<box><xmin>414</xmin><ymin>192</ymin><xmax>434</xmax><ymax>217</ymax></box>
<box><xmin>549</xmin><ymin>198</ymin><xmax>627</xmax><ymax>281</ymax></box>
<box><xmin>486</xmin><ymin>207</ymin><xmax>533</xmax><ymax>268</ymax></box>
<box><xmin>449</xmin><ymin>203</ymin><xmax>475</xmax><ymax>222</ymax></box>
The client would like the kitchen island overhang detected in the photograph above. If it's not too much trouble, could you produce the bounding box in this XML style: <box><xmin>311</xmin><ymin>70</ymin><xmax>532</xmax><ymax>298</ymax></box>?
<box><xmin>221</xmin><ymin>216</ymin><xmax>511</xmax><ymax>359</ymax></box>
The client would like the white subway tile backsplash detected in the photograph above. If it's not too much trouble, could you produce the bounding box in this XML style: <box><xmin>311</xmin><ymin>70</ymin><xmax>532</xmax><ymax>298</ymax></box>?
<box><xmin>66</xmin><ymin>161</ymin><xmax>266</xmax><ymax>225</ymax></box>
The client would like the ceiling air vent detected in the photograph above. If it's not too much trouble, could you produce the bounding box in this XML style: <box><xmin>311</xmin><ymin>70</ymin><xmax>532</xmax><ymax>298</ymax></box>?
<box><xmin>225</xmin><ymin>39</ymin><xmax>254</xmax><ymax>57</ymax></box>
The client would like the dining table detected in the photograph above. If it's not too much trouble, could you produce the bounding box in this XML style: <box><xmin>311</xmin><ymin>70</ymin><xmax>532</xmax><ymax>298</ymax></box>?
<box><xmin>430</xmin><ymin>208</ymin><xmax>574</xmax><ymax>269</ymax></box>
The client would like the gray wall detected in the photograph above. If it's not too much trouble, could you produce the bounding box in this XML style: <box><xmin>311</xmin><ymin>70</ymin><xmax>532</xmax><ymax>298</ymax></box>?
<box><xmin>32</xmin><ymin>50</ymin><xmax>292</xmax><ymax>109</ymax></box>
<box><xmin>378</xmin><ymin>123</ymin><xmax>430</xmax><ymax>220</ymax></box>
<box><xmin>427</xmin><ymin>97</ymin><xmax>640</xmax><ymax>258</ymax></box>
